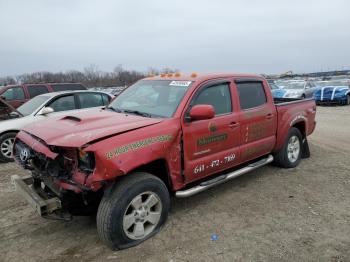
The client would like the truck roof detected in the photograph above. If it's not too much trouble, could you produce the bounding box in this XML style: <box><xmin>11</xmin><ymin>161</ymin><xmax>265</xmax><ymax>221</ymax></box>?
<box><xmin>144</xmin><ymin>73</ymin><xmax>264</xmax><ymax>82</ymax></box>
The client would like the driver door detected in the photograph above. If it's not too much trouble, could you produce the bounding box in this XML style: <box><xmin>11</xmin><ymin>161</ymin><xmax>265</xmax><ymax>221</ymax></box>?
<box><xmin>182</xmin><ymin>80</ymin><xmax>241</xmax><ymax>183</ymax></box>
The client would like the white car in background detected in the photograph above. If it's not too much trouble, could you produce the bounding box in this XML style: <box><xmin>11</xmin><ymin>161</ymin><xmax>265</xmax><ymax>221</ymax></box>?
<box><xmin>0</xmin><ymin>90</ymin><xmax>112</xmax><ymax>162</ymax></box>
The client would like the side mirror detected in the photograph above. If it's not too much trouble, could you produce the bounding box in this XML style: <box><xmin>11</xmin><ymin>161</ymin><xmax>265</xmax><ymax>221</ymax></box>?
<box><xmin>1</xmin><ymin>96</ymin><xmax>6</xmax><ymax>100</ymax></box>
<box><xmin>188</xmin><ymin>104</ymin><xmax>215</xmax><ymax>121</ymax></box>
<box><xmin>37</xmin><ymin>107</ymin><xmax>54</xmax><ymax>116</ymax></box>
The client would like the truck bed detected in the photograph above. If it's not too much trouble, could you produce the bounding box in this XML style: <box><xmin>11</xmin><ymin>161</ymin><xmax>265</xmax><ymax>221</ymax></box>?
<box><xmin>274</xmin><ymin>97</ymin><xmax>313</xmax><ymax>105</ymax></box>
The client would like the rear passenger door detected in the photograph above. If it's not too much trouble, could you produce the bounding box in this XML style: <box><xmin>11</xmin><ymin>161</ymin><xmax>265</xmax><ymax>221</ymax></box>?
<box><xmin>182</xmin><ymin>80</ymin><xmax>241</xmax><ymax>183</ymax></box>
<box><xmin>234</xmin><ymin>79</ymin><xmax>277</xmax><ymax>163</ymax></box>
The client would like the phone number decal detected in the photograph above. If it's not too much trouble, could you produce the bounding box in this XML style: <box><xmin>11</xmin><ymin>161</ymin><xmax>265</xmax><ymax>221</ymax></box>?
<box><xmin>193</xmin><ymin>153</ymin><xmax>235</xmax><ymax>174</ymax></box>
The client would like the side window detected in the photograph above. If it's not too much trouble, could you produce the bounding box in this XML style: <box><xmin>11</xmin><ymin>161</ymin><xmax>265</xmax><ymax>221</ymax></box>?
<box><xmin>2</xmin><ymin>87</ymin><xmax>25</xmax><ymax>100</ymax></box>
<box><xmin>236</xmin><ymin>82</ymin><xmax>267</xmax><ymax>110</ymax></box>
<box><xmin>28</xmin><ymin>85</ymin><xmax>49</xmax><ymax>98</ymax></box>
<box><xmin>51</xmin><ymin>84</ymin><xmax>86</xmax><ymax>92</ymax></box>
<box><xmin>78</xmin><ymin>93</ymin><xmax>104</xmax><ymax>108</ymax></box>
<box><xmin>48</xmin><ymin>95</ymin><xmax>76</xmax><ymax>112</ymax></box>
<box><xmin>101</xmin><ymin>94</ymin><xmax>110</xmax><ymax>105</ymax></box>
<box><xmin>192</xmin><ymin>83</ymin><xmax>232</xmax><ymax>115</ymax></box>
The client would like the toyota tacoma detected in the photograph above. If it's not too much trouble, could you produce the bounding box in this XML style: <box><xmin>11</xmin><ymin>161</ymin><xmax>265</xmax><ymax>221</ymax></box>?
<box><xmin>12</xmin><ymin>73</ymin><xmax>316</xmax><ymax>250</ymax></box>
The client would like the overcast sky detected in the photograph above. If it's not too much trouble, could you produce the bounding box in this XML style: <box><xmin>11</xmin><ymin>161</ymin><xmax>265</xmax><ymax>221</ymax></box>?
<box><xmin>0</xmin><ymin>0</ymin><xmax>349</xmax><ymax>76</ymax></box>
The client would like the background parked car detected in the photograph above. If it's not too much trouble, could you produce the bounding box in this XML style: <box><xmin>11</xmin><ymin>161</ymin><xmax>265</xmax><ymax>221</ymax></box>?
<box><xmin>0</xmin><ymin>83</ymin><xmax>86</xmax><ymax>108</ymax></box>
<box><xmin>274</xmin><ymin>80</ymin><xmax>317</xmax><ymax>99</ymax></box>
<box><xmin>0</xmin><ymin>90</ymin><xmax>112</xmax><ymax>162</ymax></box>
<box><xmin>268</xmin><ymin>82</ymin><xmax>282</xmax><ymax>98</ymax></box>
<box><xmin>314</xmin><ymin>79</ymin><xmax>350</xmax><ymax>105</ymax></box>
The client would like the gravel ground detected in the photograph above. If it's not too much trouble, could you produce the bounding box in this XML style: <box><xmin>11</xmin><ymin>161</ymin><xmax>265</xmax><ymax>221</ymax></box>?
<box><xmin>0</xmin><ymin>106</ymin><xmax>349</xmax><ymax>262</ymax></box>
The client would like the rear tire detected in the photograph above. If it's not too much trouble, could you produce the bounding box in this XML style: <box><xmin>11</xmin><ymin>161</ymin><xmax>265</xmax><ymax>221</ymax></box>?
<box><xmin>0</xmin><ymin>132</ymin><xmax>17</xmax><ymax>162</ymax></box>
<box><xmin>97</xmin><ymin>172</ymin><xmax>170</xmax><ymax>250</ymax></box>
<box><xmin>273</xmin><ymin>127</ymin><xmax>302</xmax><ymax>168</ymax></box>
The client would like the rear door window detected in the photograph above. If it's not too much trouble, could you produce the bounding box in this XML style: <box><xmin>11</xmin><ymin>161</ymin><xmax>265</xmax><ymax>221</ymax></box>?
<box><xmin>27</xmin><ymin>85</ymin><xmax>49</xmax><ymax>98</ymax></box>
<box><xmin>48</xmin><ymin>95</ymin><xmax>76</xmax><ymax>112</ymax></box>
<box><xmin>51</xmin><ymin>84</ymin><xmax>86</xmax><ymax>92</ymax></box>
<box><xmin>236</xmin><ymin>81</ymin><xmax>267</xmax><ymax>110</ymax></box>
<box><xmin>2</xmin><ymin>86</ymin><xmax>25</xmax><ymax>100</ymax></box>
<box><xmin>78</xmin><ymin>93</ymin><xmax>105</xmax><ymax>108</ymax></box>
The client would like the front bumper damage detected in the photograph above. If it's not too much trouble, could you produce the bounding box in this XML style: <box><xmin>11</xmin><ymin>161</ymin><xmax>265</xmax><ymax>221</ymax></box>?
<box><xmin>11</xmin><ymin>131</ymin><xmax>100</xmax><ymax>219</ymax></box>
<box><xmin>11</xmin><ymin>175</ymin><xmax>71</xmax><ymax>219</ymax></box>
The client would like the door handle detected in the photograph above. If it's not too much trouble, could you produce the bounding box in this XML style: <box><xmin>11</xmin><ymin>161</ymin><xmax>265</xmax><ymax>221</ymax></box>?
<box><xmin>229</xmin><ymin>122</ymin><xmax>239</xmax><ymax>128</ymax></box>
<box><xmin>266</xmin><ymin>113</ymin><xmax>274</xmax><ymax>119</ymax></box>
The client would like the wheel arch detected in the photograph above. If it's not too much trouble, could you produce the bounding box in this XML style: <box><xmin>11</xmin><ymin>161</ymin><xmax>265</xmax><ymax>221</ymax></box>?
<box><xmin>292</xmin><ymin>121</ymin><xmax>306</xmax><ymax>138</ymax></box>
<box><xmin>103</xmin><ymin>158</ymin><xmax>173</xmax><ymax>197</ymax></box>
<box><xmin>0</xmin><ymin>130</ymin><xmax>20</xmax><ymax>137</ymax></box>
<box><xmin>131</xmin><ymin>159</ymin><xmax>172</xmax><ymax>191</ymax></box>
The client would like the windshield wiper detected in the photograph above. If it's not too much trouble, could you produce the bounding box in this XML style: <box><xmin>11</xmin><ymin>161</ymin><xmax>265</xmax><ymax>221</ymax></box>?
<box><xmin>106</xmin><ymin>106</ymin><xmax>153</xmax><ymax>118</ymax></box>
<box><xmin>106</xmin><ymin>106</ymin><xmax>122</xmax><ymax>113</ymax></box>
<box><xmin>121</xmin><ymin>109</ymin><xmax>153</xmax><ymax>118</ymax></box>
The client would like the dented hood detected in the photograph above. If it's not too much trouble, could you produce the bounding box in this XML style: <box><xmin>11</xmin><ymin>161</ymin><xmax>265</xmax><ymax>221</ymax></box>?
<box><xmin>22</xmin><ymin>108</ymin><xmax>163</xmax><ymax>147</ymax></box>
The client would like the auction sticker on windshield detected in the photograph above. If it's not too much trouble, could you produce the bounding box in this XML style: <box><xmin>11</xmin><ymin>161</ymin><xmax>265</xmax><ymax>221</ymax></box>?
<box><xmin>169</xmin><ymin>81</ymin><xmax>192</xmax><ymax>87</ymax></box>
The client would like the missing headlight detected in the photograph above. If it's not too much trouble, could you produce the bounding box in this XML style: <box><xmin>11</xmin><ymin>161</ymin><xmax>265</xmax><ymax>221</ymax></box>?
<box><xmin>78</xmin><ymin>149</ymin><xmax>95</xmax><ymax>173</ymax></box>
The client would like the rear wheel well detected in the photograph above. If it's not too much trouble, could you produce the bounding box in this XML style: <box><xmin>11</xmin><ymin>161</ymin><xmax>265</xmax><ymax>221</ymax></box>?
<box><xmin>132</xmin><ymin>159</ymin><xmax>172</xmax><ymax>191</ymax></box>
<box><xmin>292</xmin><ymin>121</ymin><xmax>306</xmax><ymax>138</ymax></box>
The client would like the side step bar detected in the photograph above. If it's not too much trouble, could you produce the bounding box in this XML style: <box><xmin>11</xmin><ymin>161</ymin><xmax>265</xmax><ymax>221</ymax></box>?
<box><xmin>175</xmin><ymin>155</ymin><xmax>274</xmax><ymax>198</ymax></box>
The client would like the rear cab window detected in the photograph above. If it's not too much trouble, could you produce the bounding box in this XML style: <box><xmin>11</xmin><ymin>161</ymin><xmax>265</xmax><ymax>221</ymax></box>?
<box><xmin>235</xmin><ymin>81</ymin><xmax>267</xmax><ymax>110</ymax></box>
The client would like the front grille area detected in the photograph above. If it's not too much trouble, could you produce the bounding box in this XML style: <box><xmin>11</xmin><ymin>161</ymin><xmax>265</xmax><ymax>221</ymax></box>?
<box><xmin>14</xmin><ymin>139</ymin><xmax>75</xmax><ymax>180</ymax></box>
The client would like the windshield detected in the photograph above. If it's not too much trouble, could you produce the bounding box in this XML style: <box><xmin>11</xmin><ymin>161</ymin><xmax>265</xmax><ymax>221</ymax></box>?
<box><xmin>17</xmin><ymin>95</ymin><xmax>49</xmax><ymax>116</ymax></box>
<box><xmin>108</xmin><ymin>80</ymin><xmax>192</xmax><ymax>118</ymax></box>
<box><xmin>315</xmin><ymin>80</ymin><xmax>350</xmax><ymax>87</ymax></box>
<box><xmin>278</xmin><ymin>81</ymin><xmax>305</xmax><ymax>90</ymax></box>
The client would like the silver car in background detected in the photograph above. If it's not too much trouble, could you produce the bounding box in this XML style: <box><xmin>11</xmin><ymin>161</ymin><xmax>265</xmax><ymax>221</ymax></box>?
<box><xmin>0</xmin><ymin>90</ymin><xmax>112</xmax><ymax>162</ymax></box>
<box><xmin>275</xmin><ymin>80</ymin><xmax>317</xmax><ymax>99</ymax></box>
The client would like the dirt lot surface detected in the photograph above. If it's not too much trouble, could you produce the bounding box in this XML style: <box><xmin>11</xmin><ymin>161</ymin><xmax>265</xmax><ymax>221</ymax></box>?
<box><xmin>0</xmin><ymin>106</ymin><xmax>349</xmax><ymax>262</ymax></box>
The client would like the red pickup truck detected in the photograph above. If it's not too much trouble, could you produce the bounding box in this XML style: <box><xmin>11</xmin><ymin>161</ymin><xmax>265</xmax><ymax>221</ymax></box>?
<box><xmin>12</xmin><ymin>73</ymin><xmax>316</xmax><ymax>250</ymax></box>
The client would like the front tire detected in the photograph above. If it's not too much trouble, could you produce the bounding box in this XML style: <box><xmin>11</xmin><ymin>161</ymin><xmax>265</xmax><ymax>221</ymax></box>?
<box><xmin>0</xmin><ymin>132</ymin><xmax>17</xmax><ymax>162</ymax></box>
<box><xmin>97</xmin><ymin>172</ymin><xmax>170</xmax><ymax>250</ymax></box>
<box><xmin>273</xmin><ymin>127</ymin><xmax>302</xmax><ymax>168</ymax></box>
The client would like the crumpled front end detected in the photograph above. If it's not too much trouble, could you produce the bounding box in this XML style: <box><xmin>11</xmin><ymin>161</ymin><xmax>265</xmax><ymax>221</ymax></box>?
<box><xmin>14</xmin><ymin>132</ymin><xmax>82</xmax><ymax>190</ymax></box>
<box><xmin>12</xmin><ymin>131</ymin><xmax>102</xmax><ymax>219</ymax></box>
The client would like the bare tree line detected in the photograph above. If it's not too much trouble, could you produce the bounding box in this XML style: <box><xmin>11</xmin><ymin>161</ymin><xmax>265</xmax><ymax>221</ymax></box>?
<box><xmin>0</xmin><ymin>65</ymin><xmax>178</xmax><ymax>88</ymax></box>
